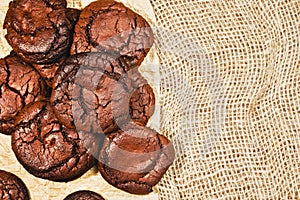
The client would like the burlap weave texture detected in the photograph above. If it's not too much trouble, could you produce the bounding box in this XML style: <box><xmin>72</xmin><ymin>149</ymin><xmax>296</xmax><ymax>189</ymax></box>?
<box><xmin>150</xmin><ymin>0</ymin><xmax>300</xmax><ymax>199</ymax></box>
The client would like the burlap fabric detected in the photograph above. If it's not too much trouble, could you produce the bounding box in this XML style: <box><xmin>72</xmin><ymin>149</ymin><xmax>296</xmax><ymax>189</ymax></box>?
<box><xmin>150</xmin><ymin>0</ymin><xmax>300</xmax><ymax>199</ymax></box>
<box><xmin>0</xmin><ymin>0</ymin><xmax>299</xmax><ymax>199</ymax></box>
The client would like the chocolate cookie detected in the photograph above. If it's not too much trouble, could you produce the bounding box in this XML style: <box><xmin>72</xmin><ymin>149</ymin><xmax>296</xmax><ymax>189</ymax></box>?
<box><xmin>4</xmin><ymin>0</ymin><xmax>74</xmax><ymax>64</ymax></box>
<box><xmin>51</xmin><ymin>54</ymin><xmax>155</xmax><ymax>134</ymax></box>
<box><xmin>64</xmin><ymin>190</ymin><xmax>104</xmax><ymax>200</ymax></box>
<box><xmin>11</xmin><ymin>101</ymin><xmax>99</xmax><ymax>181</ymax></box>
<box><xmin>0</xmin><ymin>170</ymin><xmax>30</xmax><ymax>200</ymax></box>
<box><xmin>126</xmin><ymin>69</ymin><xmax>155</xmax><ymax>126</ymax></box>
<box><xmin>130</xmin><ymin>84</ymin><xmax>155</xmax><ymax>126</ymax></box>
<box><xmin>98</xmin><ymin>123</ymin><xmax>175</xmax><ymax>195</ymax></box>
<box><xmin>0</xmin><ymin>52</ymin><xmax>46</xmax><ymax>135</ymax></box>
<box><xmin>70</xmin><ymin>0</ymin><xmax>154</xmax><ymax>66</ymax></box>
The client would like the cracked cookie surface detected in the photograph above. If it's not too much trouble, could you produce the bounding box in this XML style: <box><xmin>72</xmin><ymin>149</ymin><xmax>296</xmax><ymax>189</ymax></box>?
<box><xmin>126</xmin><ymin>69</ymin><xmax>155</xmax><ymax>126</ymax></box>
<box><xmin>0</xmin><ymin>52</ymin><xmax>46</xmax><ymax>135</ymax></box>
<box><xmin>12</xmin><ymin>101</ymin><xmax>99</xmax><ymax>182</ymax></box>
<box><xmin>50</xmin><ymin>53</ymin><xmax>125</xmax><ymax>131</ymax></box>
<box><xmin>130</xmin><ymin>84</ymin><xmax>155</xmax><ymax>126</ymax></box>
<box><xmin>63</xmin><ymin>190</ymin><xmax>104</xmax><ymax>200</ymax></box>
<box><xmin>4</xmin><ymin>0</ymin><xmax>74</xmax><ymax>64</ymax></box>
<box><xmin>70</xmin><ymin>0</ymin><xmax>154</xmax><ymax>67</ymax></box>
<box><xmin>98</xmin><ymin>123</ymin><xmax>175</xmax><ymax>195</ymax></box>
<box><xmin>51</xmin><ymin>54</ymin><xmax>155</xmax><ymax>134</ymax></box>
<box><xmin>0</xmin><ymin>170</ymin><xmax>30</xmax><ymax>200</ymax></box>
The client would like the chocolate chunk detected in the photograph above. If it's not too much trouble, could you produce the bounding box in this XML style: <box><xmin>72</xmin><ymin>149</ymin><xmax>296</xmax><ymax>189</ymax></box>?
<box><xmin>11</xmin><ymin>101</ymin><xmax>99</xmax><ymax>181</ymax></box>
<box><xmin>63</xmin><ymin>190</ymin><xmax>105</xmax><ymax>200</ymax></box>
<box><xmin>0</xmin><ymin>170</ymin><xmax>30</xmax><ymax>200</ymax></box>
<box><xmin>70</xmin><ymin>0</ymin><xmax>154</xmax><ymax>66</ymax></box>
<box><xmin>98</xmin><ymin>123</ymin><xmax>175</xmax><ymax>195</ymax></box>
<box><xmin>0</xmin><ymin>52</ymin><xmax>46</xmax><ymax>135</ymax></box>
<box><xmin>4</xmin><ymin>0</ymin><xmax>74</xmax><ymax>64</ymax></box>
<box><xmin>51</xmin><ymin>54</ymin><xmax>155</xmax><ymax>134</ymax></box>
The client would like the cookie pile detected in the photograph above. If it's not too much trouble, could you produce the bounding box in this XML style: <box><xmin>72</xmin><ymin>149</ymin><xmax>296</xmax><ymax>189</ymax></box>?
<box><xmin>0</xmin><ymin>0</ymin><xmax>174</xmax><ymax>198</ymax></box>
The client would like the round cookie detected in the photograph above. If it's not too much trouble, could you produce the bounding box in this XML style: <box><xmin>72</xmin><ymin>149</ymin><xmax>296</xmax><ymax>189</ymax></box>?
<box><xmin>70</xmin><ymin>0</ymin><xmax>154</xmax><ymax>66</ymax></box>
<box><xmin>125</xmin><ymin>69</ymin><xmax>155</xmax><ymax>126</ymax></box>
<box><xmin>0</xmin><ymin>170</ymin><xmax>30</xmax><ymax>200</ymax></box>
<box><xmin>51</xmin><ymin>54</ymin><xmax>155</xmax><ymax>134</ymax></box>
<box><xmin>4</xmin><ymin>0</ymin><xmax>74</xmax><ymax>64</ymax></box>
<box><xmin>63</xmin><ymin>190</ymin><xmax>104</xmax><ymax>200</ymax></box>
<box><xmin>12</xmin><ymin>101</ymin><xmax>100</xmax><ymax>181</ymax></box>
<box><xmin>130</xmin><ymin>84</ymin><xmax>155</xmax><ymax>126</ymax></box>
<box><xmin>98</xmin><ymin>123</ymin><xmax>175</xmax><ymax>195</ymax></box>
<box><xmin>0</xmin><ymin>52</ymin><xmax>46</xmax><ymax>135</ymax></box>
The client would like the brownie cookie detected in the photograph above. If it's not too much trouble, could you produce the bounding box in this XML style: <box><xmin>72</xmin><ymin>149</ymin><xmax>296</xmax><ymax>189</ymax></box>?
<box><xmin>0</xmin><ymin>52</ymin><xmax>46</xmax><ymax>135</ymax></box>
<box><xmin>51</xmin><ymin>54</ymin><xmax>155</xmax><ymax>134</ymax></box>
<box><xmin>64</xmin><ymin>190</ymin><xmax>104</xmax><ymax>200</ymax></box>
<box><xmin>70</xmin><ymin>0</ymin><xmax>154</xmax><ymax>66</ymax></box>
<box><xmin>12</xmin><ymin>101</ymin><xmax>99</xmax><ymax>181</ymax></box>
<box><xmin>130</xmin><ymin>84</ymin><xmax>155</xmax><ymax>126</ymax></box>
<box><xmin>98</xmin><ymin>123</ymin><xmax>175</xmax><ymax>195</ymax></box>
<box><xmin>4</xmin><ymin>0</ymin><xmax>74</xmax><ymax>64</ymax></box>
<box><xmin>125</xmin><ymin>69</ymin><xmax>155</xmax><ymax>126</ymax></box>
<box><xmin>0</xmin><ymin>170</ymin><xmax>30</xmax><ymax>200</ymax></box>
